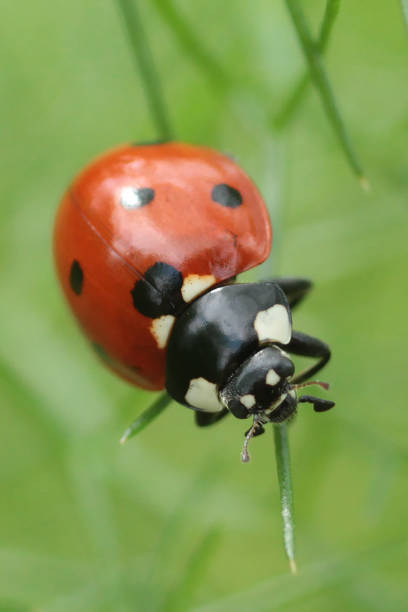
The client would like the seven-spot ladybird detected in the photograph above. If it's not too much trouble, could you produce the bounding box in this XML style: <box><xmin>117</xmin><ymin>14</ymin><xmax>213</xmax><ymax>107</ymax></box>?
<box><xmin>54</xmin><ymin>142</ymin><xmax>334</xmax><ymax>459</ymax></box>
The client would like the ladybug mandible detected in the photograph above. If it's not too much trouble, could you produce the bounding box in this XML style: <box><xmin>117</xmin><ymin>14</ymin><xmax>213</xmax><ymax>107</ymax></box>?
<box><xmin>54</xmin><ymin>142</ymin><xmax>334</xmax><ymax>460</ymax></box>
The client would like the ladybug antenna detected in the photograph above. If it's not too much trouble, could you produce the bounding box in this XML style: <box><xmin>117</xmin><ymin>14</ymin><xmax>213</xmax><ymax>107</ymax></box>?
<box><xmin>241</xmin><ymin>415</ymin><xmax>262</xmax><ymax>463</ymax></box>
<box><xmin>291</xmin><ymin>381</ymin><xmax>335</xmax><ymax>413</ymax></box>
<box><xmin>292</xmin><ymin>380</ymin><xmax>330</xmax><ymax>391</ymax></box>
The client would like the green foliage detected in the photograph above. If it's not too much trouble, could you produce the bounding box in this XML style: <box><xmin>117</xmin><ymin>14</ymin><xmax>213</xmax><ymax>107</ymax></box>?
<box><xmin>120</xmin><ymin>393</ymin><xmax>172</xmax><ymax>443</ymax></box>
<box><xmin>116</xmin><ymin>0</ymin><xmax>173</xmax><ymax>140</ymax></box>
<box><xmin>273</xmin><ymin>0</ymin><xmax>341</xmax><ymax>129</ymax></box>
<box><xmin>401</xmin><ymin>0</ymin><xmax>408</xmax><ymax>31</ymax></box>
<box><xmin>284</xmin><ymin>0</ymin><xmax>365</xmax><ymax>182</ymax></box>
<box><xmin>273</xmin><ymin>424</ymin><xmax>296</xmax><ymax>573</ymax></box>
<box><xmin>1</xmin><ymin>0</ymin><xmax>408</xmax><ymax>610</ymax></box>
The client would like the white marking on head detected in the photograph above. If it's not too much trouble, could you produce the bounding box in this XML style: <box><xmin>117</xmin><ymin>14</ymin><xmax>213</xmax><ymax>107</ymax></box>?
<box><xmin>150</xmin><ymin>315</ymin><xmax>175</xmax><ymax>349</ymax></box>
<box><xmin>181</xmin><ymin>274</ymin><xmax>216</xmax><ymax>302</ymax></box>
<box><xmin>289</xmin><ymin>390</ymin><xmax>297</xmax><ymax>400</ymax></box>
<box><xmin>266</xmin><ymin>369</ymin><xmax>280</xmax><ymax>386</ymax></box>
<box><xmin>240</xmin><ymin>394</ymin><xmax>256</xmax><ymax>409</ymax></box>
<box><xmin>185</xmin><ymin>377</ymin><xmax>224</xmax><ymax>413</ymax></box>
<box><xmin>254</xmin><ymin>304</ymin><xmax>291</xmax><ymax>345</ymax></box>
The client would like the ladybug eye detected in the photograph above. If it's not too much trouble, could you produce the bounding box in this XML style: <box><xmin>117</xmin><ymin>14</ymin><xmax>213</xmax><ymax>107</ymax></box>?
<box><xmin>212</xmin><ymin>184</ymin><xmax>243</xmax><ymax>208</ymax></box>
<box><xmin>120</xmin><ymin>186</ymin><xmax>155</xmax><ymax>209</ymax></box>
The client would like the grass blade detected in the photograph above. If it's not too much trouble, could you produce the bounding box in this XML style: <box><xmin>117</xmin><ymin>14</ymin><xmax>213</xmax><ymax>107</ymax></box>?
<box><xmin>120</xmin><ymin>392</ymin><xmax>172</xmax><ymax>443</ymax></box>
<box><xmin>284</xmin><ymin>0</ymin><xmax>367</xmax><ymax>184</ymax></box>
<box><xmin>401</xmin><ymin>0</ymin><xmax>408</xmax><ymax>32</ymax></box>
<box><xmin>152</xmin><ymin>0</ymin><xmax>229</xmax><ymax>89</ymax></box>
<box><xmin>116</xmin><ymin>0</ymin><xmax>173</xmax><ymax>139</ymax></box>
<box><xmin>318</xmin><ymin>0</ymin><xmax>341</xmax><ymax>48</ymax></box>
<box><xmin>274</xmin><ymin>0</ymin><xmax>341</xmax><ymax>129</ymax></box>
<box><xmin>273</xmin><ymin>423</ymin><xmax>297</xmax><ymax>574</ymax></box>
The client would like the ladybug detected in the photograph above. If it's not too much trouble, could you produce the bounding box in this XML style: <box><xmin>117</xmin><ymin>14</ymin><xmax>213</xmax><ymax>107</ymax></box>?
<box><xmin>54</xmin><ymin>142</ymin><xmax>334</xmax><ymax>460</ymax></box>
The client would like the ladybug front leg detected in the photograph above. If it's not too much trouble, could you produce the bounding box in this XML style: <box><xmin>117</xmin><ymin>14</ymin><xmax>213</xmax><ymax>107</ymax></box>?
<box><xmin>195</xmin><ymin>408</ymin><xmax>229</xmax><ymax>427</ymax></box>
<box><xmin>265</xmin><ymin>277</ymin><xmax>312</xmax><ymax>310</ymax></box>
<box><xmin>284</xmin><ymin>330</ymin><xmax>331</xmax><ymax>383</ymax></box>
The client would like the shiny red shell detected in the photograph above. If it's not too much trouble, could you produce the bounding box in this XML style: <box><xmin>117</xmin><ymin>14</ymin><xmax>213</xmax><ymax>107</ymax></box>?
<box><xmin>54</xmin><ymin>142</ymin><xmax>272</xmax><ymax>390</ymax></box>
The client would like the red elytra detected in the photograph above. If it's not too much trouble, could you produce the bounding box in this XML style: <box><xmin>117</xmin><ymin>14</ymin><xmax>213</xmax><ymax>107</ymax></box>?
<box><xmin>54</xmin><ymin>142</ymin><xmax>272</xmax><ymax>390</ymax></box>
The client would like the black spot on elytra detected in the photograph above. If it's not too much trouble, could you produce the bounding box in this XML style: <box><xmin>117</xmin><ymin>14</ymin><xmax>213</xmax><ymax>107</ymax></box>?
<box><xmin>120</xmin><ymin>187</ymin><xmax>155</xmax><ymax>209</ymax></box>
<box><xmin>212</xmin><ymin>184</ymin><xmax>243</xmax><ymax>208</ymax></box>
<box><xmin>69</xmin><ymin>260</ymin><xmax>83</xmax><ymax>295</ymax></box>
<box><xmin>131</xmin><ymin>262</ymin><xmax>184</xmax><ymax>318</ymax></box>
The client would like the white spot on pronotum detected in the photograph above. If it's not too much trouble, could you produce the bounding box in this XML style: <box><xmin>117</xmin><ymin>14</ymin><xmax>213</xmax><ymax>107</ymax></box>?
<box><xmin>185</xmin><ymin>377</ymin><xmax>224</xmax><ymax>413</ymax></box>
<box><xmin>254</xmin><ymin>304</ymin><xmax>291</xmax><ymax>345</ymax></box>
<box><xmin>181</xmin><ymin>274</ymin><xmax>216</xmax><ymax>302</ymax></box>
<box><xmin>289</xmin><ymin>390</ymin><xmax>297</xmax><ymax>400</ymax></box>
<box><xmin>240</xmin><ymin>394</ymin><xmax>256</xmax><ymax>409</ymax></box>
<box><xmin>150</xmin><ymin>315</ymin><xmax>175</xmax><ymax>349</ymax></box>
<box><xmin>266</xmin><ymin>369</ymin><xmax>280</xmax><ymax>386</ymax></box>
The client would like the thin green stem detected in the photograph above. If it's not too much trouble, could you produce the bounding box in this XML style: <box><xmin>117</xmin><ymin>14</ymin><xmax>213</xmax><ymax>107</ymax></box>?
<box><xmin>401</xmin><ymin>0</ymin><xmax>408</xmax><ymax>32</ymax></box>
<box><xmin>284</xmin><ymin>0</ymin><xmax>367</xmax><ymax>184</ymax></box>
<box><xmin>116</xmin><ymin>0</ymin><xmax>173</xmax><ymax>140</ymax></box>
<box><xmin>274</xmin><ymin>0</ymin><xmax>340</xmax><ymax>129</ymax></box>
<box><xmin>273</xmin><ymin>423</ymin><xmax>297</xmax><ymax>574</ymax></box>
<box><xmin>318</xmin><ymin>0</ymin><xmax>341</xmax><ymax>48</ymax></box>
<box><xmin>120</xmin><ymin>392</ymin><xmax>172</xmax><ymax>443</ymax></box>
<box><xmin>152</xmin><ymin>0</ymin><xmax>229</xmax><ymax>89</ymax></box>
<box><xmin>273</xmin><ymin>73</ymin><xmax>310</xmax><ymax>131</ymax></box>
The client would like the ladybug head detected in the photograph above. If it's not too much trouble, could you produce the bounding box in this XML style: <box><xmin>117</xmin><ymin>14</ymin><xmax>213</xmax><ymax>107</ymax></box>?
<box><xmin>219</xmin><ymin>345</ymin><xmax>333</xmax><ymax>461</ymax></box>
<box><xmin>219</xmin><ymin>346</ymin><xmax>296</xmax><ymax>420</ymax></box>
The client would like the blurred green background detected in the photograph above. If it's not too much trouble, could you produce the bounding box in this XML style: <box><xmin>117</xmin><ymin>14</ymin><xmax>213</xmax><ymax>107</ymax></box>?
<box><xmin>1</xmin><ymin>1</ymin><xmax>408</xmax><ymax>610</ymax></box>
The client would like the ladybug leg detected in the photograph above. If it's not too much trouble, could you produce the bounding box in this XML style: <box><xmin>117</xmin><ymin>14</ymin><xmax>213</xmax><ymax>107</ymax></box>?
<box><xmin>298</xmin><ymin>395</ymin><xmax>335</xmax><ymax>413</ymax></box>
<box><xmin>284</xmin><ymin>330</ymin><xmax>331</xmax><ymax>383</ymax></box>
<box><xmin>195</xmin><ymin>408</ymin><xmax>229</xmax><ymax>427</ymax></box>
<box><xmin>265</xmin><ymin>277</ymin><xmax>312</xmax><ymax>310</ymax></box>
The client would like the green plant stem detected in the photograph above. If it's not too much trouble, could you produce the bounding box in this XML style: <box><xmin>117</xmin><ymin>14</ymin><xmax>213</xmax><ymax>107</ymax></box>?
<box><xmin>401</xmin><ymin>0</ymin><xmax>408</xmax><ymax>32</ymax></box>
<box><xmin>273</xmin><ymin>423</ymin><xmax>297</xmax><ymax>574</ymax></box>
<box><xmin>116</xmin><ymin>0</ymin><xmax>173</xmax><ymax>140</ymax></box>
<box><xmin>274</xmin><ymin>0</ymin><xmax>340</xmax><ymax>129</ymax></box>
<box><xmin>152</xmin><ymin>0</ymin><xmax>229</xmax><ymax>89</ymax></box>
<box><xmin>284</xmin><ymin>0</ymin><xmax>367</xmax><ymax>184</ymax></box>
<box><xmin>318</xmin><ymin>0</ymin><xmax>341</xmax><ymax>49</ymax></box>
<box><xmin>120</xmin><ymin>392</ymin><xmax>172</xmax><ymax>443</ymax></box>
